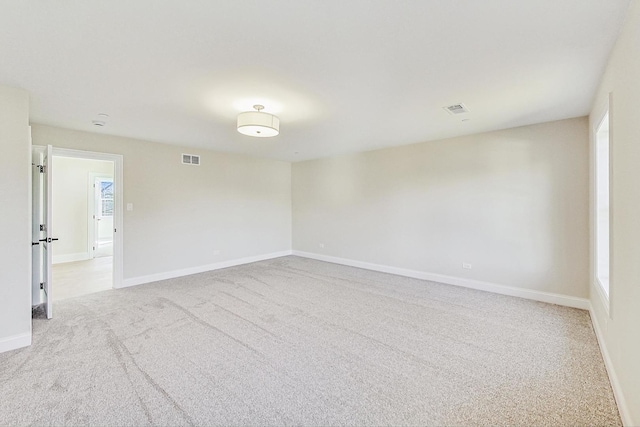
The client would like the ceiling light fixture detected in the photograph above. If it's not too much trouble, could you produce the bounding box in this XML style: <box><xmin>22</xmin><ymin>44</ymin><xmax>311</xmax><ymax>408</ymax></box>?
<box><xmin>237</xmin><ymin>105</ymin><xmax>279</xmax><ymax>137</ymax></box>
<box><xmin>92</xmin><ymin>113</ymin><xmax>109</xmax><ymax>127</ymax></box>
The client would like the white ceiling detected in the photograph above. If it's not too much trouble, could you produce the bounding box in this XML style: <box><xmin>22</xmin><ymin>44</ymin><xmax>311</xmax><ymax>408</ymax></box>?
<box><xmin>0</xmin><ymin>1</ymin><xmax>630</xmax><ymax>162</ymax></box>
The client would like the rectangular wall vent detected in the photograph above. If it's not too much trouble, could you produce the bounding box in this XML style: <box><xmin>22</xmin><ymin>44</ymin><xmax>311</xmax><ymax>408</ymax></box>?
<box><xmin>443</xmin><ymin>103</ymin><xmax>470</xmax><ymax>115</ymax></box>
<box><xmin>182</xmin><ymin>154</ymin><xmax>200</xmax><ymax>165</ymax></box>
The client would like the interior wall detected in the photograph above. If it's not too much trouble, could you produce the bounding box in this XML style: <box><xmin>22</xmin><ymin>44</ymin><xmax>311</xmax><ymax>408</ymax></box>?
<box><xmin>293</xmin><ymin>117</ymin><xmax>589</xmax><ymax>299</ymax></box>
<box><xmin>589</xmin><ymin>0</ymin><xmax>640</xmax><ymax>424</ymax></box>
<box><xmin>31</xmin><ymin>125</ymin><xmax>292</xmax><ymax>282</ymax></box>
<box><xmin>0</xmin><ymin>85</ymin><xmax>31</xmax><ymax>350</ymax></box>
<box><xmin>52</xmin><ymin>156</ymin><xmax>113</xmax><ymax>263</ymax></box>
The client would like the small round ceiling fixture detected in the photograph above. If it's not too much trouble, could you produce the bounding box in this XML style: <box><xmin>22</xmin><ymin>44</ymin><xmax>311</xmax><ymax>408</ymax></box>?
<box><xmin>92</xmin><ymin>113</ymin><xmax>109</xmax><ymax>127</ymax></box>
<box><xmin>237</xmin><ymin>105</ymin><xmax>280</xmax><ymax>137</ymax></box>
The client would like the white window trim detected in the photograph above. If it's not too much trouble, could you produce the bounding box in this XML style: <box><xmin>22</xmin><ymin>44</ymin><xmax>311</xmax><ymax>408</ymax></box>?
<box><xmin>592</xmin><ymin>97</ymin><xmax>612</xmax><ymax>318</ymax></box>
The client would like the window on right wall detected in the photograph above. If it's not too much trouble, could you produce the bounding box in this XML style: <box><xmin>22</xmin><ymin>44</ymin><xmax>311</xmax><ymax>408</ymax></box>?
<box><xmin>595</xmin><ymin>110</ymin><xmax>610</xmax><ymax>301</ymax></box>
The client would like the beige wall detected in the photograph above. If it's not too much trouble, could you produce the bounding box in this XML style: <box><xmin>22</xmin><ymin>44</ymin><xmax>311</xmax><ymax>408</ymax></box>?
<box><xmin>589</xmin><ymin>0</ymin><xmax>640</xmax><ymax>424</ymax></box>
<box><xmin>32</xmin><ymin>125</ymin><xmax>292</xmax><ymax>281</ymax></box>
<box><xmin>0</xmin><ymin>85</ymin><xmax>31</xmax><ymax>348</ymax></box>
<box><xmin>293</xmin><ymin>117</ymin><xmax>589</xmax><ymax>298</ymax></box>
<box><xmin>52</xmin><ymin>157</ymin><xmax>113</xmax><ymax>262</ymax></box>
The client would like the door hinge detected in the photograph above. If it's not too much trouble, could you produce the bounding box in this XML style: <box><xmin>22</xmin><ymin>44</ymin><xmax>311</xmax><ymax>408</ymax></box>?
<box><xmin>40</xmin><ymin>224</ymin><xmax>46</xmax><ymax>232</ymax></box>
<box><xmin>36</xmin><ymin>165</ymin><xmax>45</xmax><ymax>173</ymax></box>
<box><xmin>40</xmin><ymin>282</ymin><xmax>44</xmax><ymax>290</ymax></box>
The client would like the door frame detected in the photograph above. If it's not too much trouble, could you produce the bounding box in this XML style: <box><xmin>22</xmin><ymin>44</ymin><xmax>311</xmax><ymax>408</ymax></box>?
<box><xmin>88</xmin><ymin>173</ymin><xmax>114</xmax><ymax>260</ymax></box>
<box><xmin>34</xmin><ymin>145</ymin><xmax>124</xmax><ymax>289</ymax></box>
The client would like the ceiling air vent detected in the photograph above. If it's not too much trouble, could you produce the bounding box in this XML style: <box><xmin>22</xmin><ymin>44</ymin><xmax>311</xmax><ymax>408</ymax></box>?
<box><xmin>443</xmin><ymin>103</ymin><xmax>470</xmax><ymax>115</ymax></box>
<box><xmin>182</xmin><ymin>154</ymin><xmax>200</xmax><ymax>165</ymax></box>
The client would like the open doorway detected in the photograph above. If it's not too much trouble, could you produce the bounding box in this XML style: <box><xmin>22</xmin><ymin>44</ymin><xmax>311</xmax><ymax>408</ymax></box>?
<box><xmin>51</xmin><ymin>156</ymin><xmax>114</xmax><ymax>300</ymax></box>
<box><xmin>90</xmin><ymin>175</ymin><xmax>114</xmax><ymax>259</ymax></box>
<box><xmin>32</xmin><ymin>146</ymin><xmax>123</xmax><ymax>316</ymax></box>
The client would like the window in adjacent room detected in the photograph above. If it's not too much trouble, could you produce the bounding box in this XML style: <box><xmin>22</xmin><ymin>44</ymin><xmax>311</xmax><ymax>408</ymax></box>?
<box><xmin>98</xmin><ymin>179</ymin><xmax>114</xmax><ymax>217</ymax></box>
<box><xmin>595</xmin><ymin>111</ymin><xmax>610</xmax><ymax>300</ymax></box>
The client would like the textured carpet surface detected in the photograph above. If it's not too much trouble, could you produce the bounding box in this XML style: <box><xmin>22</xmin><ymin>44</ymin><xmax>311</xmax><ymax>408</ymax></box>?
<box><xmin>0</xmin><ymin>256</ymin><xmax>621</xmax><ymax>426</ymax></box>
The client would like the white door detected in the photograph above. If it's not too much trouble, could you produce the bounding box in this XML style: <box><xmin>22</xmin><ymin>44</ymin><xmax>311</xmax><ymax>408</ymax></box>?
<box><xmin>42</xmin><ymin>145</ymin><xmax>56</xmax><ymax>319</ymax></box>
<box><xmin>31</xmin><ymin>148</ymin><xmax>44</xmax><ymax>306</ymax></box>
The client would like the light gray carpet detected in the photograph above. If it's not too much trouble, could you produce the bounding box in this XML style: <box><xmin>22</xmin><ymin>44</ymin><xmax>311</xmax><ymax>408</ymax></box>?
<box><xmin>0</xmin><ymin>256</ymin><xmax>621</xmax><ymax>426</ymax></box>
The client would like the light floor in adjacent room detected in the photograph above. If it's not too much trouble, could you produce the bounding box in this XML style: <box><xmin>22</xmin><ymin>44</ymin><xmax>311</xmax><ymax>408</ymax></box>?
<box><xmin>51</xmin><ymin>256</ymin><xmax>113</xmax><ymax>301</ymax></box>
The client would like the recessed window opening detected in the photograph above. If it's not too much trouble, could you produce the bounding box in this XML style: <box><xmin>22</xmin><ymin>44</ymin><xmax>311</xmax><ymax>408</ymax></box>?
<box><xmin>595</xmin><ymin>111</ymin><xmax>610</xmax><ymax>299</ymax></box>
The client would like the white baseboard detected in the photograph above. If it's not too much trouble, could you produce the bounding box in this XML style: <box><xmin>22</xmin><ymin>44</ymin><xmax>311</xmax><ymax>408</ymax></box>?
<box><xmin>0</xmin><ymin>332</ymin><xmax>31</xmax><ymax>354</ymax></box>
<box><xmin>119</xmin><ymin>250</ymin><xmax>292</xmax><ymax>289</ymax></box>
<box><xmin>589</xmin><ymin>305</ymin><xmax>633</xmax><ymax>426</ymax></box>
<box><xmin>53</xmin><ymin>252</ymin><xmax>90</xmax><ymax>265</ymax></box>
<box><xmin>292</xmin><ymin>251</ymin><xmax>590</xmax><ymax>310</ymax></box>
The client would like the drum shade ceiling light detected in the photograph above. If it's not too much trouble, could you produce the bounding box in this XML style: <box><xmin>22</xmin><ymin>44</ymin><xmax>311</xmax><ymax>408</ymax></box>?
<box><xmin>237</xmin><ymin>105</ymin><xmax>280</xmax><ymax>137</ymax></box>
